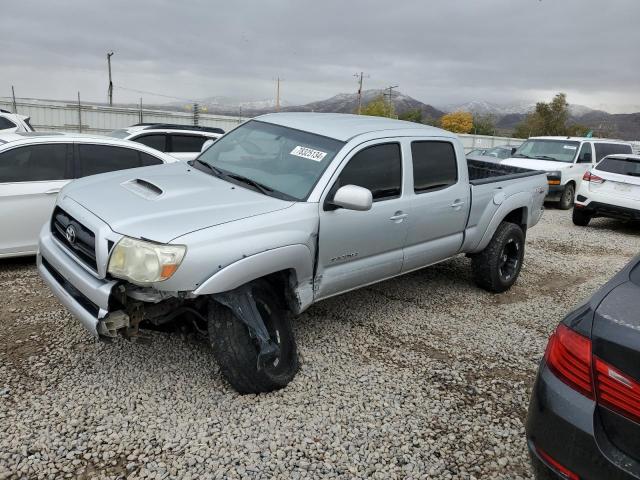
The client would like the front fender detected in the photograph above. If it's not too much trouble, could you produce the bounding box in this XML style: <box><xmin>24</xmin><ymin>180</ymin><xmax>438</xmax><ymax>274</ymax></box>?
<box><xmin>193</xmin><ymin>244</ymin><xmax>314</xmax><ymax>298</ymax></box>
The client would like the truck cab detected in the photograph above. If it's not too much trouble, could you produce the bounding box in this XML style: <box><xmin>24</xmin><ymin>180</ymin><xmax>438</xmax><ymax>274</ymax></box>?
<box><xmin>501</xmin><ymin>137</ymin><xmax>632</xmax><ymax>209</ymax></box>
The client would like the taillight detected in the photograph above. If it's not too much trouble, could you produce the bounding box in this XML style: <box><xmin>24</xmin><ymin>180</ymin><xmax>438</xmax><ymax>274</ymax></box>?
<box><xmin>535</xmin><ymin>446</ymin><xmax>580</xmax><ymax>480</ymax></box>
<box><xmin>595</xmin><ymin>357</ymin><xmax>640</xmax><ymax>424</ymax></box>
<box><xmin>583</xmin><ymin>171</ymin><xmax>604</xmax><ymax>183</ymax></box>
<box><xmin>544</xmin><ymin>324</ymin><xmax>594</xmax><ymax>399</ymax></box>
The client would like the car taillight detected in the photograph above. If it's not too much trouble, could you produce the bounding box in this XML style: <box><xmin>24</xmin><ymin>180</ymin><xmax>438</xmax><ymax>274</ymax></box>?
<box><xmin>535</xmin><ymin>446</ymin><xmax>580</xmax><ymax>480</ymax></box>
<box><xmin>544</xmin><ymin>324</ymin><xmax>594</xmax><ymax>399</ymax></box>
<box><xmin>594</xmin><ymin>357</ymin><xmax>640</xmax><ymax>424</ymax></box>
<box><xmin>583</xmin><ymin>171</ymin><xmax>604</xmax><ymax>183</ymax></box>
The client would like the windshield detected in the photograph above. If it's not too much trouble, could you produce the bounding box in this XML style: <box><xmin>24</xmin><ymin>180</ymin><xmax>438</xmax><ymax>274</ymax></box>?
<box><xmin>513</xmin><ymin>139</ymin><xmax>580</xmax><ymax>163</ymax></box>
<box><xmin>108</xmin><ymin>129</ymin><xmax>131</xmax><ymax>139</ymax></box>
<box><xmin>486</xmin><ymin>147</ymin><xmax>512</xmax><ymax>159</ymax></box>
<box><xmin>196</xmin><ymin>120</ymin><xmax>344</xmax><ymax>200</ymax></box>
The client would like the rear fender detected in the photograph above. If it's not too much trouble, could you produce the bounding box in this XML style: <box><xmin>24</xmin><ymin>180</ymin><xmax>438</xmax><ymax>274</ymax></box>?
<box><xmin>469</xmin><ymin>193</ymin><xmax>530</xmax><ymax>253</ymax></box>
<box><xmin>193</xmin><ymin>244</ymin><xmax>314</xmax><ymax>312</ymax></box>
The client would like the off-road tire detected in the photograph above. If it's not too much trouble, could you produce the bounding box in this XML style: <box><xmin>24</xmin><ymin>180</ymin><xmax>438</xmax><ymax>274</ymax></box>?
<box><xmin>559</xmin><ymin>183</ymin><xmax>575</xmax><ymax>210</ymax></box>
<box><xmin>208</xmin><ymin>281</ymin><xmax>298</xmax><ymax>394</ymax></box>
<box><xmin>572</xmin><ymin>208</ymin><xmax>592</xmax><ymax>226</ymax></box>
<box><xmin>471</xmin><ymin>221</ymin><xmax>525</xmax><ymax>293</ymax></box>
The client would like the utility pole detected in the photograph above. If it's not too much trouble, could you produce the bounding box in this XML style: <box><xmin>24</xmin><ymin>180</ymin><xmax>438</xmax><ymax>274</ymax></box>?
<box><xmin>193</xmin><ymin>103</ymin><xmax>200</xmax><ymax>126</ymax></box>
<box><xmin>275</xmin><ymin>77</ymin><xmax>281</xmax><ymax>112</ymax></box>
<box><xmin>77</xmin><ymin>91</ymin><xmax>82</xmax><ymax>133</ymax></box>
<box><xmin>139</xmin><ymin>98</ymin><xmax>143</xmax><ymax>123</ymax></box>
<box><xmin>107</xmin><ymin>51</ymin><xmax>114</xmax><ymax>106</ymax></box>
<box><xmin>383</xmin><ymin>85</ymin><xmax>399</xmax><ymax>116</ymax></box>
<box><xmin>11</xmin><ymin>86</ymin><xmax>17</xmax><ymax>113</ymax></box>
<box><xmin>353</xmin><ymin>72</ymin><xmax>369</xmax><ymax>115</ymax></box>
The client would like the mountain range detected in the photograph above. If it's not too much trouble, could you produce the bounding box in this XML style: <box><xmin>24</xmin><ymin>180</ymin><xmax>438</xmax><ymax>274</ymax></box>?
<box><xmin>167</xmin><ymin>90</ymin><xmax>639</xmax><ymax>140</ymax></box>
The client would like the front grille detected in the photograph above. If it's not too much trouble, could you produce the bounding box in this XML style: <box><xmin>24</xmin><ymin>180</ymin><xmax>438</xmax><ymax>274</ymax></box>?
<box><xmin>51</xmin><ymin>207</ymin><xmax>98</xmax><ymax>271</ymax></box>
<box><xmin>42</xmin><ymin>258</ymin><xmax>100</xmax><ymax>317</ymax></box>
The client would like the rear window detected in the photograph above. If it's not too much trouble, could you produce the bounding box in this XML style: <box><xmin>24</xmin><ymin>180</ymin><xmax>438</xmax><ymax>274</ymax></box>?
<box><xmin>78</xmin><ymin>144</ymin><xmax>142</xmax><ymax>177</ymax></box>
<box><xmin>594</xmin><ymin>143</ymin><xmax>632</xmax><ymax>162</ymax></box>
<box><xmin>170</xmin><ymin>134</ymin><xmax>207</xmax><ymax>153</ymax></box>
<box><xmin>411</xmin><ymin>141</ymin><xmax>458</xmax><ymax>192</ymax></box>
<box><xmin>597</xmin><ymin>157</ymin><xmax>640</xmax><ymax>177</ymax></box>
<box><xmin>133</xmin><ymin>134</ymin><xmax>166</xmax><ymax>151</ymax></box>
<box><xmin>0</xmin><ymin>117</ymin><xmax>17</xmax><ymax>130</ymax></box>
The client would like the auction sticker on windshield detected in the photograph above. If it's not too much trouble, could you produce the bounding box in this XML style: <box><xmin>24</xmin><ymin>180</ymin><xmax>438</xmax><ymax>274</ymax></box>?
<box><xmin>290</xmin><ymin>146</ymin><xmax>327</xmax><ymax>161</ymax></box>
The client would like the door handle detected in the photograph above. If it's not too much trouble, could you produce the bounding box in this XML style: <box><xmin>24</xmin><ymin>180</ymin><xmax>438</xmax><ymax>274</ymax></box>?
<box><xmin>451</xmin><ymin>200</ymin><xmax>465</xmax><ymax>209</ymax></box>
<box><xmin>45</xmin><ymin>188</ymin><xmax>61</xmax><ymax>195</ymax></box>
<box><xmin>389</xmin><ymin>211</ymin><xmax>408</xmax><ymax>222</ymax></box>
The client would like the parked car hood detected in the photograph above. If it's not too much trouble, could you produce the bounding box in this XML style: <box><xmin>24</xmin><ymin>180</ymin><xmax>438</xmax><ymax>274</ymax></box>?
<box><xmin>501</xmin><ymin>158</ymin><xmax>572</xmax><ymax>171</ymax></box>
<box><xmin>62</xmin><ymin>162</ymin><xmax>295</xmax><ymax>243</ymax></box>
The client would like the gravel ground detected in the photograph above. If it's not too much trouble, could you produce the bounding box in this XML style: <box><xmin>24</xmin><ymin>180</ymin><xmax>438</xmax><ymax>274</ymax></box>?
<box><xmin>1</xmin><ymin>209</ymin><xmax>638</xmax><ymax>480</ymax></box>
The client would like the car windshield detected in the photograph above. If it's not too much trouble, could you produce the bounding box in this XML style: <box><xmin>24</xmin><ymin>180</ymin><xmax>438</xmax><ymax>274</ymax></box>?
<box><xmin>196</xmin><ymin>120</ymin><xmax>344</xmax><ymax>200</ymax></box>
<box><xmin>486</xmin><ymin>147</ymin><xmax>512</xmax><ymax>159</ymax></box>
<box><xmin>108</xmin><ymin>129</ymin><xmax>131</xmax><ymax>139</ymax></box>
<box><xmin>513</xmin><ymin>139</ymin><xmax>579</xmax><ymax>163</ymax></box>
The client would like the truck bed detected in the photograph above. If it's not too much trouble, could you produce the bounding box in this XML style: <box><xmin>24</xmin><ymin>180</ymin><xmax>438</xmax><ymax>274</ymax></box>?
<box><xmin>468</xmin><ymin>159</ymin><xmax>544</xmax><ymax>186</ymax></box>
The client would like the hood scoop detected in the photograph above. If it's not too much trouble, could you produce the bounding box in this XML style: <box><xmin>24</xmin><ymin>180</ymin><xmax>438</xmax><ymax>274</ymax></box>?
<box><xmin>121</xmin><ymin>178</ymin><xmax>164</xmax><ymax>200</ymax></box>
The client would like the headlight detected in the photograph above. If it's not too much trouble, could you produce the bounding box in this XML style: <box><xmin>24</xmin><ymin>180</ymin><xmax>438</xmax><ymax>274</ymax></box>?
<box><xmin>108</xmin><ymin>237</ymin><xmax>186</xmax><ymax>284</ymax></box>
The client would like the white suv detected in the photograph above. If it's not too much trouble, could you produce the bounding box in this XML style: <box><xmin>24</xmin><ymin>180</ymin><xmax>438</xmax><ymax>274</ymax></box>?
<box><xmin>109</xmin><ymin>124</ymin><xmax>224</xmax><ymax>161</ymax></box>
<box><xmin>0</xmin><ymin>109</ymin><xmax>34</xmax><ymax>133</ymax></box>
<box><xmin>573</xmin><ymin>154</ymin><xmax>640</xmax><ymax>226</ymax></box>
<box><xmin>501</xmin><ymin>137</ymin><xmax>633</xmax><ymax>209</ymax></box>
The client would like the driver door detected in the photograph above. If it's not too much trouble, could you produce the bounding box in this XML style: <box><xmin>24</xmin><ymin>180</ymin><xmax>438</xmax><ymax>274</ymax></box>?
<box><xmin>315</xmin><ymin>141</ymin><xmax>410</xmax><ymax>300</ymax></box>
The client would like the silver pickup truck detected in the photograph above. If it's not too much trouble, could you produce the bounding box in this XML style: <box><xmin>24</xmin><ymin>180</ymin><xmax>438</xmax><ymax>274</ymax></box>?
<box><xmin>38</xmin><ymin>113</ymin><xmax>547</xmax><ymax>393</ymax></box>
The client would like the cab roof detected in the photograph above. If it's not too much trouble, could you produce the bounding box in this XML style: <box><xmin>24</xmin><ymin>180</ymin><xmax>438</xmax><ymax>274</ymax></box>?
<box><xmin>256</xmin><ymin>112</ymin><xmax>453</xmax><ymax>142</ymax></box>
<box><xmin>530</xmin><ymin>136</ymin><xmax>630</xmax><ymax>144</ymax></box>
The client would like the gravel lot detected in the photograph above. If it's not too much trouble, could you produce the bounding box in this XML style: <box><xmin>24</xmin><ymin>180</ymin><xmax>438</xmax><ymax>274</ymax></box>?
<box><xmin>1</xmin><ymin>209</ymin><xmax>638</xmax><ymax>480</ymax></box>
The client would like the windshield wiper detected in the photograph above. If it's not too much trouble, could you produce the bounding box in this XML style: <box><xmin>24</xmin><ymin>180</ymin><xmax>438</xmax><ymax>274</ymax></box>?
<box><xmin>534</xmin><ymin>155</ymin><xmax>561</xmax><ymax>161</ymax></box>
<box><xmin>513</xmin><ymin>154</ymin><xmax>533</xmax><ymax>159</ymax></box>
<box><xmin>191</xmin><ymin>159</ymin><xmax>225</xmax><ymax>177</ymax></box>
<box><xmin>226</xmin><ymin>173</ymin><xmax>274</xmax><ymax>195</ymax></box>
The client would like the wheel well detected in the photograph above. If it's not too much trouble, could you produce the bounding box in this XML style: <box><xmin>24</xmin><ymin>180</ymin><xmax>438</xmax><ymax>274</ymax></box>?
<box><xmin>502</xmin><ymin>207</ymin><xmax>528</xmax><ymax>233</ymax></box>
<box><xmin>255</xmin><ymin>269</ymin><xmax>298</xmax><ymax>312</ymax></box>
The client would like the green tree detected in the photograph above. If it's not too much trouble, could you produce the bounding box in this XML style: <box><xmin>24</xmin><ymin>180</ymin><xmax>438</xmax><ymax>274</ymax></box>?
<box><xmin>359</xmin><ymin>95</ymin><xmax>395</xmax><ymax>118</ymax></box>
<box><xmin>514</xmin><ymin>93</ymin><xmax>572</xmax><ymax>138</ymax></box>
<box><xmin>472</xmin><ymin>114</ymin><xmax>496</xmax><ymax>135</ymax></box>
<box><xmin>398</xmin><ymin>108</ymin><xmax>422</xmax><ymax>123</ymax></box>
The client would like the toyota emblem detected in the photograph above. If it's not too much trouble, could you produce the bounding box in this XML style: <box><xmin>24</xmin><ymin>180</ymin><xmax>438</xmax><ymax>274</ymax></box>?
<box><xmin>65</xmin><ymin>225</ymin><xmax>77</xmax><ymax>245</ymax></box>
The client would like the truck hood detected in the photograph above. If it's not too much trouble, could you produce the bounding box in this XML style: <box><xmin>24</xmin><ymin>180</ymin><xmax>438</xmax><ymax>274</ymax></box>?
<box><xmin>501</xmin><ymin>158</ymin><xmax>572</xmax><ymax>172</ymax></box>
<box><xmin>62</xmin><ymin>162</ymin><xmax>295</xmax><ymax>243</ymax></box>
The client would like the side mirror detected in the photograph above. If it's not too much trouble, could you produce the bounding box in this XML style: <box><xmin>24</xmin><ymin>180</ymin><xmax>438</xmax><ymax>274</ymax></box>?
<box><xmin>201</xmin><ymin>139</ymin><xmax>215</xmax><ymax>152</ymax></box>
<box><xmin>511</xmin><ymin>147</ymin><xmax>517</xmax><ymax>155</ymax></box>
<box><xmin>331</xmin><ymin>185</ymin><xmax>373</xmax><ymax>211</ymax></box>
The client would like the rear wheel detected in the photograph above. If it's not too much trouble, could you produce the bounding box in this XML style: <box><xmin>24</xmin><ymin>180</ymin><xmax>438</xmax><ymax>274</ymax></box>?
<box><xmin>208</xmin><ymin>281</ymin><xmax>298</xmax><ymax>394</ymax></box>
<box><xmin>572</xmin><ymin>208</ymin><xmax>592</xmax><ymax>226</ymax></box>
<box><xmin>559</xmin><ymin>183</ymin><xmax>575</xmax><ymax>210</ymax></box>
<box><xmin>472</xmin><ymin>222</ymin><xmax>525</xmax><ymax>293</ymax></box>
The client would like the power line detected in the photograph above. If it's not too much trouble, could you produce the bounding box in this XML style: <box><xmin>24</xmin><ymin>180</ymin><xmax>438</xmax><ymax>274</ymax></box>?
<box><xmin>114</xmin><ymin>85</ymin><xmax>196</xmax><ymax>103</ymax></box>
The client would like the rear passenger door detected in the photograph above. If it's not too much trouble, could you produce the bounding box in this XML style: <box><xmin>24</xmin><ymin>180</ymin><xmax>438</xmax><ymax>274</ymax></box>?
<box><xmin>0</xmin><ymin>143</ymin><xmax>72</xmax><ymax>255</ymax></box>
<box><xmin>316</xmin><ymin>141</ymin><xmax>410</xmax><ymax>299</ymax></box>
<box><xmin>168</xmin><ymin>134</ymin><xmax>209</xmax><ymax>161</ymax></box>
<box><xmin>401</xmin><ymin>139</ymin><xmax>470</xmax><ymax>272</ymax></box>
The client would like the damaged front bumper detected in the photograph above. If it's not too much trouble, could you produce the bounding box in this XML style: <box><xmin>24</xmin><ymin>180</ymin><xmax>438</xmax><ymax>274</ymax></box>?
<box><xmin>38</xmin><ymin>226</ymin><xmax>122</xmax><ymax>337</ymax></box>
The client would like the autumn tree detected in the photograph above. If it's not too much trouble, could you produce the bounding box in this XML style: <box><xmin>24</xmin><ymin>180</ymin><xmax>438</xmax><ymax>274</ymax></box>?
<box><xmin>359</xmin><ymin>95</ymin><xmax>395</xmax><ymax>118</ymax></box>
<box><xmin>440</xmin><ymin>111</ymin><xmax>473</xmax><ymax>134</ymax></box>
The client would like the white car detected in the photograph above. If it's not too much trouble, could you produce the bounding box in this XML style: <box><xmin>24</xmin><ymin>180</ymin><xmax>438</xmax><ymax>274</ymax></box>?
<box><xmin>108</xmin><ymin>123</ymin><xmax>224</xmax><ymax>161</ymax></box>
<box><xmin>573</xmin><ymin>154</ymin><xmax>640</xmax><ymax>226</ymax></box>
<box><xmin>501</xmin><ymin>137</ymin><xmax>632</xmax><ymax>209</ymax></box>
<box><xmin>0</xmin><ymin>132</ymin><xmax>178</xmax><ymax>258</ymax></box>
<box><xmin>0</xmin><ymin>110</ymin><xmax>34</xmax><ymax>133</ymax></box>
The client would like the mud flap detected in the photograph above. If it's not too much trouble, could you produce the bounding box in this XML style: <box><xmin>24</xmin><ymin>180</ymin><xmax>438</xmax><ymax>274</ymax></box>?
<box><xmin>214</xmin><ymin>284</ymin><xmax>280</xmax><ymax>370</ymax></box>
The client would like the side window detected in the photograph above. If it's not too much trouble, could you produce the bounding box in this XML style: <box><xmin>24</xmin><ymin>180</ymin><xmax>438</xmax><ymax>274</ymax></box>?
<box><xmin>0</xmin><ymin>144</ymin><xmax>69</xmax><ymax>182</ymax></box>
<box><xmin>335</xmin><ymin>143</ymin><xmax>402</xmax><ymax>201</ymax></box>
<box><xmin>594</xmin><ymin>143</ymin><xmax>632</xmax><ymax>162</ymax></box>
<box><xmin>576</xmin><ymin>143</ymin><xmax>593</xmax><ymax>163</ymax></box>
<box><xmin>139</xmin><ymin>152</ymin><xmax>164</xmax><ymax>166</ymax></box>
<box><xmin>170</xmin><ymin>134</ymin><xmax>207</xmax><ymax>153</ymax></box>
<box><xmin>411</xmin><ymin>141</ymin><xmax>458</xmax><ymax>193</ymax></box>
<box><xmin>133</xmin><ymin>134</ymin><xmax>166</xmax><ymax>151</ymax></box>
<box><xmin>0</xmin><ymin>117</ymin><xmax>17</xmax><ymax>130</ymax></box>
<box><xmin>78</xmin><ymin>144</ymin><xmax>141</xmax><ymax>177</ymax></box>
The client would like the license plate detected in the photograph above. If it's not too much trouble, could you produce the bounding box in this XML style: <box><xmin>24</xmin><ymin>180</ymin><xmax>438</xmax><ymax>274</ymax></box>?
<box><xmin>614</xmin><ymin>183</ymin><xmax>632</xmax><ymax>192</ymax></box>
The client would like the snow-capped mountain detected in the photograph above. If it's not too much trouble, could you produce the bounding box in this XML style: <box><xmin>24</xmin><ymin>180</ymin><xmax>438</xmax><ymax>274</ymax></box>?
<box><xmin>438</xmin><ymin>100</ymin><xmax>595</xmax><ymax>117</ymax></box>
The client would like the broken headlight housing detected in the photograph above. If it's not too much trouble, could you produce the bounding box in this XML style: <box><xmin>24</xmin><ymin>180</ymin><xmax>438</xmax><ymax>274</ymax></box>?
<box><xmin>108</xmin><ymin>237</ymin><xmax>186</xmax><ymax>284</ymax></box>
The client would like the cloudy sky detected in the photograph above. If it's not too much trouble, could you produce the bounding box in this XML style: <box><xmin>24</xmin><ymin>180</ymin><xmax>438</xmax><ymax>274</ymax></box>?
<box><xmin>2</xmin><ymin>0</ymin><xmax>639</xmax><ymax>112</ymax></box>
